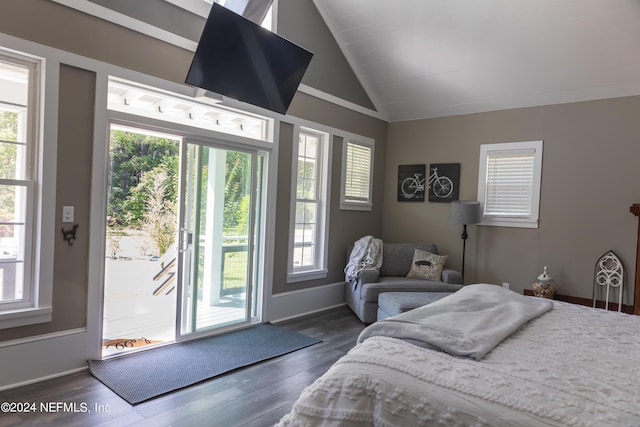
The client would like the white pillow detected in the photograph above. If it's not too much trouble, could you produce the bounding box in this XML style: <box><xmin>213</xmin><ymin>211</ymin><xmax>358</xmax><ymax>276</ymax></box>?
<box><xmin>406</xmin><ymin>249</ymin><xmax>447</xmax><ymax>281</ymax></box>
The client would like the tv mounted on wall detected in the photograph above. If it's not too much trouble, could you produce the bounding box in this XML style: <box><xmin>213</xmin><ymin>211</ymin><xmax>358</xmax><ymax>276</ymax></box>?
<box><xmin>186</xmin><ymin>3</ymin><xmax>313</xmax><ymax>115</ymax></box>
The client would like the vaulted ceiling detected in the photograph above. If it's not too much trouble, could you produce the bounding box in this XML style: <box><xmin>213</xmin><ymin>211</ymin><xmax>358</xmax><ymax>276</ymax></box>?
<box><xmin>312</xmin><ymin>0</ymin><xmax>640</xmax><ymax>121</ymax></box>
<box><xmin>74</xmin><ymin>0</ymin><xmax>640</xmax><ymax>122</ymax></box>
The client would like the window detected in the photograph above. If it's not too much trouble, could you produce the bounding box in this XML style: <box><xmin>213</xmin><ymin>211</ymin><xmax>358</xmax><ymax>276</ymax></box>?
<box><xmin>288</xmin><ymin>127</ymin><xmax>329</xmax><ymax>282</ymax></box>
<box><xmin>108</xmin><ymin>77</ymin><xmax>271</xmax><ymax>141</ymax></box>
<box><xmin>0</xmin><ymin>50</ymin><xmax>51</xmax><ymax>328</ymax></box>
<box><xmin>477</xmin><ymin>140</ymin><xmax>543</xmax><ymax>228</ymax></box>
<box><xmin>341</xmin><ymin>139</ymin><xmax>374</xmax><ymax>211</ymax></box>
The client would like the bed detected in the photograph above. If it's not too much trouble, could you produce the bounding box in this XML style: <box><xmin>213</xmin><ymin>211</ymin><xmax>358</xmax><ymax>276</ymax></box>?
<box><xmin>276</xmin><ymin>284</ymin><xmax>640</xmax><ymax>426</ymax></box>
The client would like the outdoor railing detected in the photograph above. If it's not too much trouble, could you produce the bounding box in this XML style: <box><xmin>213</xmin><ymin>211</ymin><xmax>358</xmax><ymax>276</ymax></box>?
<box><xmin>220</xmin><ymin>241</ymin><xmax>248</xmax><ymax>295</ymax></box>
<box><xmin>198</xmin><ymin>235</ymin><xmax>248</xmax><ymax>296</ymax></box>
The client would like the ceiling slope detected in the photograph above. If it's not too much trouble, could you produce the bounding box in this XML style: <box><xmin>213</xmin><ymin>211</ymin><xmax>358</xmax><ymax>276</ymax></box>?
<box><xmin>313</xmin><ymin>0</ymin><xmax>640</xmax><ymax>121</ymax></box>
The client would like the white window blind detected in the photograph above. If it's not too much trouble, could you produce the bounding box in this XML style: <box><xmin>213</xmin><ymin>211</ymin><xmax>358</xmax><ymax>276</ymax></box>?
<box><xmin>341</xmin><ymin>140</ymin><xmax>373</xmax><ymax>209</ymax></box>
<box><xmin>478</xmin><ymin>140</ymin><xmax>543</xmax><ymax>228</ymax></box>
<box><xmin>484</xmin><ymin>149</ymin><xmax>535</xmax><ymax>217</ymax></box>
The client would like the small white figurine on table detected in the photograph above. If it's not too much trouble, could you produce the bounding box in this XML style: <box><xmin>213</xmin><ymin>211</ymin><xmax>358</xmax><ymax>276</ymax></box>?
<box><xmin>532</xmin><ymin>266</ymin><xmax>556</xmax><ymax>299</ymax></box>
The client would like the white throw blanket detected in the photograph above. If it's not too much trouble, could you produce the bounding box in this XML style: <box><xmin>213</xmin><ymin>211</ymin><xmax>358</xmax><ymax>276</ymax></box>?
<box><xmin>344</xmin><ymin>236</ymin><xmax>383</xmax><ymax>288</ymax></box>
<box><xmin>358</xmin><ymin>283</ymin><xmax>553</xmax><ymax>360</ymax></box>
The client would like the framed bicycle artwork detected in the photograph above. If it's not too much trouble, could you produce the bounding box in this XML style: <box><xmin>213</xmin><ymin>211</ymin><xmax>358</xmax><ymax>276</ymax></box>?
<box><xmin>428</xmin><ymin>163</ymin><xmax>460</xmax><ymax>202</ymax></box>
<box><xmin>398</xmin><ymin>164</ymin><xmax>425</xmax><ymax>201</ymax></box>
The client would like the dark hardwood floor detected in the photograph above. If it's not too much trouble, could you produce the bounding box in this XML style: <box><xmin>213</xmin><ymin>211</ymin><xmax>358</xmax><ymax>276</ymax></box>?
<box><xmin>0</xmin><ymin>306</ymin><xmax>365</xmax><ymax>427</ymax></box>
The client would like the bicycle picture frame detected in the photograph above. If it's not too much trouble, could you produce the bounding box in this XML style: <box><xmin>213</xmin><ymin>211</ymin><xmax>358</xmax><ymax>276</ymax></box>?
<box><xmin>428</xmin><ymin>163</ymin><xmax>460</xmax><ymax>202</ymax></box>
<box><xmin>397</xmin><ymin>164</ymin><xmax>426</xmax><ymax>202</ymax></box>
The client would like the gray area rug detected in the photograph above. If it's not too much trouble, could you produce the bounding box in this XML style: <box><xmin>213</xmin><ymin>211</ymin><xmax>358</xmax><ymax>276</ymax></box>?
<box><xmin>88</xmin><ymin>323</ymin><xmax>321</xmax><ymax>404</ymax></box>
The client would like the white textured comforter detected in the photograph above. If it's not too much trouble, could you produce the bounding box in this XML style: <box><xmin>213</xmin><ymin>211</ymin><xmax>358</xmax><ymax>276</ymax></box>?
<box><xmin>277</xmin><ymin>300</ymin><xmax>640</xmax><ymax>426</ymax></box>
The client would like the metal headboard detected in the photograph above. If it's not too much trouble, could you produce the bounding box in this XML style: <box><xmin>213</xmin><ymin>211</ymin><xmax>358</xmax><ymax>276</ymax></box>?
<box><xmin>593</xmin><ymin>250</ymin><xmax>624</xmax><ymax>312</ymax></box>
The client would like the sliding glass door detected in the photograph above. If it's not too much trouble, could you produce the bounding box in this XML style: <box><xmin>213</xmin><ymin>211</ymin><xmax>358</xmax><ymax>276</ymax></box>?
<box><xmin>102</xmin><ymin>125</ymin><xmax>180</xmax><ymax>356</ymax></box>
<box><xmin>177</xmin><ymin>140</ymin><xmax>263</xmax><ymax>337</ymax></box>
<box><xmin>102</xmin><ymin>127</ymin><xmax>266</xmax><ymax>356</ymax></box>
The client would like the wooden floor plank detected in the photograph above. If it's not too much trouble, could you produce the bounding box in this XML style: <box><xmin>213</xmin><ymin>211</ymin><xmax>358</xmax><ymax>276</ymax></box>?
<box><xmin>0</xmin><ymin>305</ymin><xmax>364</xmax><ymax>427</ymax></box>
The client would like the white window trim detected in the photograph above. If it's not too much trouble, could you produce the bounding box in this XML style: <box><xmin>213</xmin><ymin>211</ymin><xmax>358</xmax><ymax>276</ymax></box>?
<box><xmin>287</xmin><ymin>125</ymin><xmax>330</xmax><ymax>283</ymax></box>
<box><xmin>477</xmin><ymin>140</ymin><xmax>543</xmax><ymax>229</ymax></box>
<box><xmin>107</xmin><ymin>76</ymin><xmax>272</xmax><ymax>142</ymax></box>
<box><xmin>340</xmin><ymin>137</ymin><xmax>374</xmax><ymax>211</ymax></box>
<box><xmin>0</xmin><ymin>46</ymin><xmax>58</xmax><ymax>329</ymax></box>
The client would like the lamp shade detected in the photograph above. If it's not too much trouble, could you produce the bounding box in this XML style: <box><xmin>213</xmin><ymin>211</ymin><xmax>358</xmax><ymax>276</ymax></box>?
<box><xmin>450</xmin><ymin>200</ymin><xmax>481</xmax><ymax>225</ymax></box>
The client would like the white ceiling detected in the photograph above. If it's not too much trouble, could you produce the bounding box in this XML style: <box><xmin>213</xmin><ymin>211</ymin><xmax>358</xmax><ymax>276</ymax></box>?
<box><xmin>312</xmin><ymin>0</ymin><xmax>640</xmax><ymax>122</ymax></box>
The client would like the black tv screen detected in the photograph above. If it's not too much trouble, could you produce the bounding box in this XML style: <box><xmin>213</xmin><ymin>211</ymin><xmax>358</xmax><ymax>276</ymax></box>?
<box><xmin>186</xmin><ymin>3</ymin><xmax>313</xmax><ymax>115</ymax></box>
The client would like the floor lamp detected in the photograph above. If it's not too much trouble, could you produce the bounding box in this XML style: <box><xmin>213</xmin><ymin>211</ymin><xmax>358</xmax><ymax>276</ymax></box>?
<box><xmin>449</xmin><ymin>201</ymin><xmax>481</xmax><ymax>284</ymax></box>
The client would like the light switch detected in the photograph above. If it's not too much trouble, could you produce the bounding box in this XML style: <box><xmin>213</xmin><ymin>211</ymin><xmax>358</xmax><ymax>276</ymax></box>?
<box><xmin>62</xmin><ymin>206</ymin><xmax>74</xmax><ymax>223</ymax></box>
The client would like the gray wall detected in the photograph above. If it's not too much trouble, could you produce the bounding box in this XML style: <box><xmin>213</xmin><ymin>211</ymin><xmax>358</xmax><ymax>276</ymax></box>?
<box><xmin>88</xmin><ymin>0</ymin><xmax>205</xmax><ymax>42</ymax></box>
<box><xmin>384</xmin><ymin>96</ymin><xmax>640</xmax><ymax>303</ymax></box>
<box><xmin>87</xmin><ymin>0</ymin><xmax>378</xmax><ymax>111</ymax></box>
<box><xmin>277</xmin><ymin>0</ymin><xmax>376</xmax><ymax>111</ymax></box>
<box><xmin>0</xmin><ymin>0</ymin><xmax>387</xmax><ymax>341</ymax></box>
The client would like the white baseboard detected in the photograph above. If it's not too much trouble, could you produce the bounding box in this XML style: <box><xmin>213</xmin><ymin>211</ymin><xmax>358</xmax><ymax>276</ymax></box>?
<box><xmin>0</xmin><ymin>329</ymin><xmax>90</xmax><ymax>390</ymax></box>
<box><xmin>0</xmin><ymin>283</ymin><xmax>347</xmax><ymax>390</ymax></box>
<box><xmin>0</xmin><ymin>367</ymin><xmax>87</xmax><ymax>392</ymax></box>
<box><xmin>268</xmin><ymin>282</ymin><xmax>346</xmax><ymax>322</ymax></box>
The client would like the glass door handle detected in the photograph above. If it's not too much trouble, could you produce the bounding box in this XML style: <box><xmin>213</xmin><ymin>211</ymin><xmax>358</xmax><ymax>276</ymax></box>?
<box><xmin>179</xmin><ymin>228</ymin><xmax>193</xmax><ymax>253</ymax></box>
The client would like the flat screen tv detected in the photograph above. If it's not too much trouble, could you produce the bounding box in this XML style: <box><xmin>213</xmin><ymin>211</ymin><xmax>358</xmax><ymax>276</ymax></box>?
<box><xmin>186</xmin><ymin>3</ymin><xmax>313</xmax><ymax>115</ymax></box>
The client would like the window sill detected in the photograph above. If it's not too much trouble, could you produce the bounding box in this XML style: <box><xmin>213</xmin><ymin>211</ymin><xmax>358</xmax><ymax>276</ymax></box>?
<box><xmin>0</xmin><ymin>306</ymin><xmax>52</xmax><ymax>330</ymax></box>
<box><xmin>340</xmin><ymin>202</ymin><xmax>372</xmax><ymax>211</ymax></box>
<box><xmin>287</xmin><ymin>269</ymin><xmax>328</xmax><ymax>284</ymax></box>
<box><xmin>480</xmin><ymin>218</ymin><xmax>539</xmax><ymax>229</ymax></box>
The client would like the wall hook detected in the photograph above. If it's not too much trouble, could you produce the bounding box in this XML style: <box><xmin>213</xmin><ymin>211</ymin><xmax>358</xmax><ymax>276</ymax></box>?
<box><xmin>61</xmin><ymin>224</ymin><xmax>79</xmax><ymax>246</ymax></box>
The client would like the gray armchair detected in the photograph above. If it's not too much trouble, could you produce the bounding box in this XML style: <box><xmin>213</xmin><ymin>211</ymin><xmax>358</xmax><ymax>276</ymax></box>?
<box><xmin>345</xmin><ymin>243</ymin><xmax>463</xmax><ymax>323</ymax></box>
